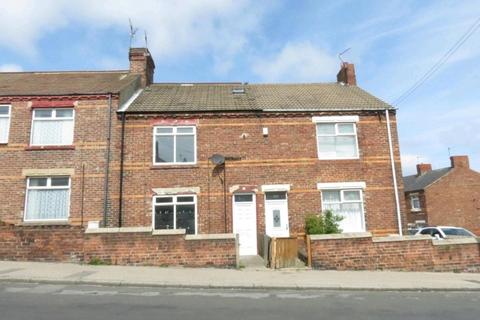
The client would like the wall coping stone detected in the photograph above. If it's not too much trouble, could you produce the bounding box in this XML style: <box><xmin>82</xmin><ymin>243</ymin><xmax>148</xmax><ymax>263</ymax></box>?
<box><xmin>373</xmin><ymin>235</ymin><xmax>431</xmax><ymax>242</ymax></box>
<box><xmin>310</xmin><ymin>232</ymin><xmax>372</xmax><ymax>240</ymax></box>
<box><xmin>433</xmin><ymin>237</ymin><xmax>480</xmax><ymax>246</ymax></box>
<box><xmin>186</xmin><ymin>233</ymin><xmax>236</xmax><ymax>241</ymax></box>
<box><xmin>152</xmin><ymin>229</ymin><xmax>186</xmax><ymax>236</ymax></box>
<box><xmin>85</xmin><ymin>227</ymin><xmax>152</xmax><ymax>234</ymax></box>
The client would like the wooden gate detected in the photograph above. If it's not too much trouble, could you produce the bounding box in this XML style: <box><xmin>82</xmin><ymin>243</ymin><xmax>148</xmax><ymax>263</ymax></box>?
<box><xmin>269</xmin><ymin>237</ymin><xmax>298</xmax><ymax>268</ymax></box>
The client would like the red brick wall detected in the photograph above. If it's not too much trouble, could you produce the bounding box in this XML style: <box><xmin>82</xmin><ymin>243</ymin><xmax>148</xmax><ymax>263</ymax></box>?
<box><xmin>118</xmin><ymin>111</ymin><xmax>406</xmax><ymax>236</ymax></box>
<box><xmin>425</xmin><ymin>168</ymin><xmax>480</xmax><ymax>235</ymax></box>
<box><xmin>0</xmin><ymin>96</ymin><xmax>120</xmax><ymax>226</ymax></box>
<box><xmin>310</xmin><ymin>234</ymin><xmax>480</xmax><ymax>272</ymax></box>
<box><xmin>84</xmin><ymin>232</ymin><xmax>237</xmax><ymax>267</ymax></box>
<box><xmin>0</xmin><ymin>225</ymin><xmax>238</xmax><ymax>267</ymax></box>
<box><xmin>405</xmin><ymin>191</ymin><xmax>428</xmax><ymax>227</ymax></box>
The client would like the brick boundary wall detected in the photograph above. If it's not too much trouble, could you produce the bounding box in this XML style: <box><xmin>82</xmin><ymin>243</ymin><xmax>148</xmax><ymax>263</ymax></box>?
<box><xmin>310</xmin><ymin>233</ymin><xmax>480</xmax><ymax>272</ymax></box>
<box><xmin>0</xmin><ymin>225</ymin><xmax>238</xmax><ymax>268</ymax></box>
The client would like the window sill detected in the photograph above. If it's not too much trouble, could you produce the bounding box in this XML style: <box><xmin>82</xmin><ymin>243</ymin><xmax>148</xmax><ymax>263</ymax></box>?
<box><xmin>25</xmin><ymin>145</ymin><xmax>75</xmax><ymax>151</ymax></box>
<box><xmin>21</xmin><ymin>220</ymin><xmax>70</xmax><ymax>226</ymax></box>
<box><xmin>150</xmin><ymin>164</ymin><xmax>199</xmax><ymax>170</ymax></box>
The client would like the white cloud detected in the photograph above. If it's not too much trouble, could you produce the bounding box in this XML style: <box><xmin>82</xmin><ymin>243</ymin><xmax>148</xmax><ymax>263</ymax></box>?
<box><xmin>0</xmin><ymin>0</ymin><xmax>267</xmax><ymax>73</ymax></box>
<box><xmin>252</xmin><ymin>42</ymin><xmax>338</xmax><ymax>82</ymax></box>
<box><xmin>0</xmin><ymin>64</ymin><xmax>23</xmax><ymax>72</ymax></box>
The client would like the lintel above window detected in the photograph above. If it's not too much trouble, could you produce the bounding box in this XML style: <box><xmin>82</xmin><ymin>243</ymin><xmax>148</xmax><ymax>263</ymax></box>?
<box><xmin>312</xmin><ymin>115</ymin><xmax>359</xmax><ymax>123</ymax></box>
<box><xmin>317</xmin><ymin>181</ymin><xmax>366</xmax><ymax>190</ymax></box>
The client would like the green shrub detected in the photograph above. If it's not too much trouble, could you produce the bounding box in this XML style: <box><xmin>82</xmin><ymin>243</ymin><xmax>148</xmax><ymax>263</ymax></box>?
<box><xmin>305</xmin><ymin>210</ymin><xmax>343</xmax><ymax>235</ymax></box>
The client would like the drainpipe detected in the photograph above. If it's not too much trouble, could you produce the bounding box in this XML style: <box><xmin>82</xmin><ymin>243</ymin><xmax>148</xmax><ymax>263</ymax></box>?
<box><xmin>118</xmin><ymin>112</ymin><xmax>126</xmax><ymax>228</ymax></box>
<box><xmin>385</xmin><ymin>109</ymin><xmax>403</xmax><ymax>235</ymax></box>
<box><xmin>103</xmin><ymin>93</ymin><xmax>113</xmax><ymax>227</ymax></box>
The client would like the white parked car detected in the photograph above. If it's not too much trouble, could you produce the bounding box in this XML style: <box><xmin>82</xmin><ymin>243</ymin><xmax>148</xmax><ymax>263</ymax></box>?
<box><xmin>415</xmin><ymin>226</ymin><xmax>477</xmax><ymax>239</ymax></box>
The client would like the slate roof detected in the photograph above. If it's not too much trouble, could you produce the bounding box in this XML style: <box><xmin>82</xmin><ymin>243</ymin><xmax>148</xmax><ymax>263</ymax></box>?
<box><xmin>403</xmin><ymin>167</ymin><xmax>452</xmax><ymax>192</ymax></box>
<box><xmin>0</xmin><ymin>71</ymin><xmax>139</xmax><ymax>96</ymax></box>
<box><xmin>126</xmin><ymin>82</ymin><xmax>391</xmax><ymax>113</ymax></box>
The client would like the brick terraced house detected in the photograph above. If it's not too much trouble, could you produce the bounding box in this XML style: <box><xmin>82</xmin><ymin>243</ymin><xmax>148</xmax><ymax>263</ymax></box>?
<box><xmin>0</xmin><ymin>48</ymin><xmax>151</xmax><ymax>227</ymax></box>
<box><xmin>0</xmin><ymin>48</ymin><xmax>406</xmax><ymax>260</ymax></box>
<box><xmin>404</xmin><ymin>156</ymin><xmax>480</xmax><ymax>235</ymax></box>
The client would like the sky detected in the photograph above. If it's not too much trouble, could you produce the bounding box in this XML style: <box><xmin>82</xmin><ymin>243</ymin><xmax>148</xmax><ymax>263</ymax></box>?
<box><xmin>1</xmin><ymin>0</ymin><xmax>479</xmax><ymax>175</ymax></box>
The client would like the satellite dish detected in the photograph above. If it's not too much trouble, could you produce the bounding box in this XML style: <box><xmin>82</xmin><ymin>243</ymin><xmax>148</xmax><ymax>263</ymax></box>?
<box><xmin>210</xmin><ymin>154</ymin><xmax>225</xmax><ymax>165</ymax></box>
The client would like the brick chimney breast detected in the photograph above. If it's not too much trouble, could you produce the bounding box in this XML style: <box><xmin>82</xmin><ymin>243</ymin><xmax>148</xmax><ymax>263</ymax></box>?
<box><xmin>336</xmin><ymin>62</ymin><xmax>357</xmax><ymax>86</ymax></box>
<box><xmin>129</xmin><ymin>47</ymin><xmax>155</xmax><ymax>87</ymax></box>
<box><xmin>450</xmin><ymin>155</ymin><xmax>469</xmax><ymax>169</ymax></box>
<box><xmin>416</xmin><ymin>163</ymin><xmax>432</xmax><ymax>176</ymax></box>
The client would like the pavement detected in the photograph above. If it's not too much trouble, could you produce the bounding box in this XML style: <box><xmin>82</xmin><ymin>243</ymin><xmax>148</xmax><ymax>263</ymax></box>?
<box><xmin>1</xmin><ymin>260</ymin><xmax>480</xmax><ymax>291</ymax></box>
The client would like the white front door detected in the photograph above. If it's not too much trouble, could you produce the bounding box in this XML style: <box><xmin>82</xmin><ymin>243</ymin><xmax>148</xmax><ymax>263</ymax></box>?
<box><xmin>264</xmin><ymin>191</ymin><xmax>290</xmax><ymax>238</ymax></box>
<box><xmin>232</xmin><ymin>193</ymin><xmax>257</xmax><ymax>256</ymax></box>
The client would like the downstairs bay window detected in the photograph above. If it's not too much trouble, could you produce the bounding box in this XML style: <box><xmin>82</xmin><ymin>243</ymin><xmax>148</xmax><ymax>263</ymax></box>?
<box><xmin>318</xmin><ymin>182</ymin><xmax>366</xmax><ymax>232</ymax></box>
<box><xmin>24</xmin><ymin>176</ymin><xmax>71</xmax><ymax>221</ymax></box>
<box><xmin>153</xmin><ymin>195</ymin><xmax>197</xmax><ymax>234</ymax></box>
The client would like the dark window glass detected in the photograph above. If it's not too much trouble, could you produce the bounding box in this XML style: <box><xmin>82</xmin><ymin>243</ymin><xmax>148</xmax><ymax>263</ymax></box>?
<box><xmin>442</xmin><ymin>228</ymin><xmax>472</xmax><ymax>237</ymax></box>
<box><xmin>29</xmin><ymin>178</ymin><xmax>48</xmax><ymax>187</ymax></box>
<box><xmin>177</xmin><ymin>196</ymin><xmax>194</xmax><ymax>203</ymax></box>
<box><xmin>0</xmin><ymin>106</ymin><xmax>9</xmax><ymax>115</ymax></box>
<box><xmin>420</xmin><ymin>228</ymin><xmax>431</xmax><ymax>235</ymax></box>
<box><xmin>265</xmin><ymin>191</ymin><xmax>287</xmax><ymax>200</ymax></box>
<box><xmin>176</xmin><ymin>135</ymin><xmax>194</xmax><ymax>163</ymax></box>
<box><xmin>234</xmin><ymin>194</ymin><xmax>253</xmax><ymax>202</ymax></box>
<box><xmin>34</xmin><ymin>110</ymin><xmax>53</xmax><ymax>118</ymax></box>
<box><xmin>51</xmin><ymin>177</ymin><xmax>69</xmax><ymax>187</ymax></box>
<box><xmin>154</xmin><ymin>205</ymin><xmax>174</xmax><ymax>230</ymax></box>
<box><xmin>156</xmin><ymin>197</ymin><xmax>173</xmax><ymax>203</ymax></box>
<box><xmin>176</xmin><ymin>204</ymin><xmax>195</xmax><ymax>234</ymax></box>
<box><xmin>155</xmin><ymin>136</ymin><xmax>174</xmax><ymax>163</ymax></box>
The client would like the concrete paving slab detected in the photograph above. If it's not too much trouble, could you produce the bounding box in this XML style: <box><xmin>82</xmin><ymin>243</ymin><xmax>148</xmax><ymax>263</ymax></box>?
<box><xmin>0</xmin><ymin>260</ymin><xmax>480</xmax><ymax>291</ymax></box>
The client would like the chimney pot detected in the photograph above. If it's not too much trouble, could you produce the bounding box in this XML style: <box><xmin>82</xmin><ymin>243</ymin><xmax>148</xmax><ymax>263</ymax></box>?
<box><xmin>129</xmin><ymin>47</ymin><xmax>155</xmax><ymax>87</ymax></box>
<box><xmin>416</xmin><ymin>163</ymin><xmax>432</xmax><ymax>176</ymax></box>
<box><xmin>337</xmin><ymin>62</ymin><xmax>357</xmax><ymax>86</ymax></box>
<box><xmin>450</xmin><ymin>155</ymin><xmax>469</xmax><ymax>169</ymax></box>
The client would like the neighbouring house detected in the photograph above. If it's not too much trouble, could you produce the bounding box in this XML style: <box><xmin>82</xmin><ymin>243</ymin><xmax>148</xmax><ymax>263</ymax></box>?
<box><xmin>403</xmin><ymin>156</ymin><xmax>480</xmax><ymax>235</ymax></box>
<box><xmin>0</xmin><ymin>47</ymin><xmax>407</xmax><ymax>264</ymax></box>
<box><xmin>0</xmin><ymin>48</ymin><xmax>152</xmax><ymax>227</ymax></box>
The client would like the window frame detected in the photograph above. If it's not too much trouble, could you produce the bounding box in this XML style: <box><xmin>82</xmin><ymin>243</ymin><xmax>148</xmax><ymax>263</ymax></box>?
<box><xmin>320</xmin><ymin>188</ymin><xmax>366</xmax><ymax>232</ymax></box>
<box><xmin>410</xmin><ymin>194</ymin><xmax>421</xmax><ymax>211</ymax></box>
<box><xmin>30</xmin><ymin>108</ymin><xmax>75</xmax><ymax>146</ymax></box>
<box><xmin>0</xmin><ymin>104</ymin><xmax>11</xmax><ymax>144</ymax></box>
<box><xmin>152</xmin><ymin>126</ymin><xmax>197</xmax><ymax>165</ymax></box>
<box><xmin>151</xmin><ymin>194</ymin><xmax>198</xmax><ymax>234</ymax></box>
<box><xmin>315</xmin><ymin>122</ymin><xmax>359</xmax><ymax>160</ymax></box>
<box><xmin>24</xmin><ymin>176</ymin><xmax>71</xmax><ymax>222</ymax></box>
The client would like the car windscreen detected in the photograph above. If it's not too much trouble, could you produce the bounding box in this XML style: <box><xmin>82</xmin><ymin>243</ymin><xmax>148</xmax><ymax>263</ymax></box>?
<box><xmin>441</xmin><ymin>228</ymin><xmax>472</xmax><ymax>236</ymax></box>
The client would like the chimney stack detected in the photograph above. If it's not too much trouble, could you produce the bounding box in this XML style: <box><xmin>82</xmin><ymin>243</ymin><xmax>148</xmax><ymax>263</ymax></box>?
<box><xmin>337</xmin><ymin>62</ymin><xmax>357</xmax><ymax>86</ymax></box>
<box><xmin>416</xmin><ymin>163</ymin><xmax>432</xmax><ymax>176</ymax></box>
<box><xmin>450</xmin><ymin>155</ymin><xmax>469</xmax><ymax>169</ymax></box>
<box><xmin>129</xmin><ymin>48</ymin><xmax>155</xmax><ymax>87</ymax></box>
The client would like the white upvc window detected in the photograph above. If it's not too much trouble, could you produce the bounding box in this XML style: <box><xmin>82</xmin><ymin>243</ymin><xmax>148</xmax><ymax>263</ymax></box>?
<box><xmin>153</xmin><ymin>126</ymin><xmax>196</xmax><ymax>165</ymax></box>
<box><xmin>0</xmin><ymin>105</ymin><xmax>11</xmax><ymax>143</ymax></box>
<box><xmin>313</xmin><ymin>116</ymin><xmax>359</xmax><ymax>159</ymax></box>
<box><xmin>30</xmin><ymin>108</ymin><xmax>74</xmax><ymax>146</ymax></box>
<box><xmin>320</xmin><ymin>188</ymin><xmax>365</xmax><ymax>232</ymax></box>
<box><xmin>410</xmin><ymin>194</ymin><xmax>421</xmax><ymax>211</ymax></box>
<box><xmin>152</xmin><ymin>195</ymin><xmax>197</xmax><ymax>234</ymax></box>
<box><xmin>24</xmin><ymin>176</ymin><xmax>71</xmax><ymax>221</ymax></box>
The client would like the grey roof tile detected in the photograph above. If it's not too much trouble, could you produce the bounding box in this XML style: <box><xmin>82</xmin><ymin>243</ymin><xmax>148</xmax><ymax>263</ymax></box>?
<box><xmin>403</xmin><ymin>167</ymin><xmax>452</xmax><ymax>192</ymax></box>
<box><xmin>126</xmin><ymin>82</ymin><xmax>391</xmax><ymax>113</ymax></box>
<box><xmin>0</xmin><ymin>71</ymin><xmax>139</xmax><ymax>96</ymax></box>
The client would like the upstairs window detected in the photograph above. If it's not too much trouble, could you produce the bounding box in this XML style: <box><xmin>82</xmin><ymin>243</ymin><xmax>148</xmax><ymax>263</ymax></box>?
<box><xmin>0</xmin><ymin>105</ymin><xmax>11</xmax><ymax>143</ymax></box>
<box><xmin>313</xmin><ymin>116</ymin><xmax>359</xmax><ymax>159</ymax></box>
<box><xmin>31</xmin><ymin>108</ymin><xmax>74</xmax><ymax>146</ymax></box>
<box><xmin>24</xmin><ymin>176</ymin><xmax>71</xmax><ymax>221</ymax></box>
<box><xmin>153</xmin><ymin>195</ymin><xmax>197</xmax><ymax>234</ymax></box>
<box><xmin>154</xmin><ymin>126</ymin><xmax>196</xmax><ymax>165</ymax></box>
<box><xmin>410</xmin><ymin>194</ymin><xmax>421</xmax><ymax>211</ymax></box>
